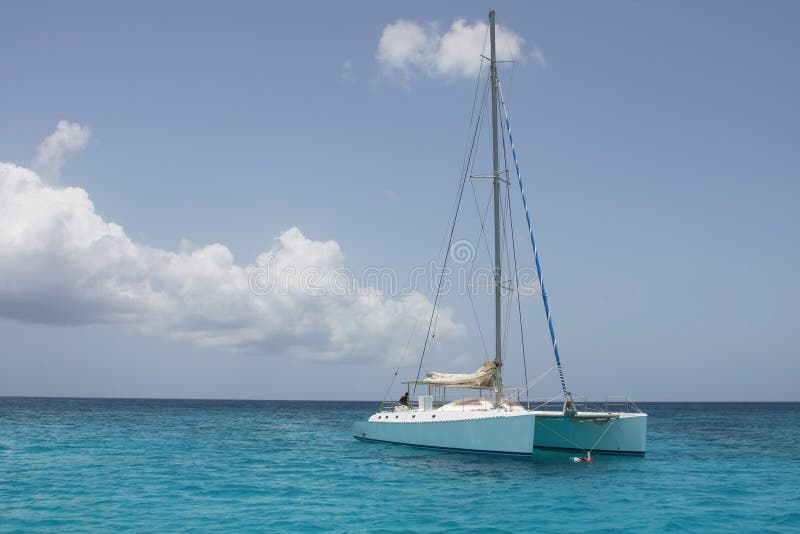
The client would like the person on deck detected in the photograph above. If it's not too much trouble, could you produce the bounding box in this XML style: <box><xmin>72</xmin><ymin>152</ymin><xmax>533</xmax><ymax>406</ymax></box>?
<box><xmin>399</xmin><ymin>392</ymin><xmax>409</xmax><ymax>406</ymax></box>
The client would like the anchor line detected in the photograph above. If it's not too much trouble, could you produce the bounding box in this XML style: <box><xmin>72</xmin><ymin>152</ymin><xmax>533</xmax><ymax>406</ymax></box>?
<box><xmin>539</xmin><ymin>415</ymin><xmax>619</xmax><ymax>456</ymax></box>
<box><xmin>588</xmin><ymin>415</ymin><xmax>619</xmax><ymax>453</ymax></box>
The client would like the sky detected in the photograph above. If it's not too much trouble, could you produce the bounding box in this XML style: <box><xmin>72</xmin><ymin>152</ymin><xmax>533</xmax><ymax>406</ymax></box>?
<box><xmin>0</xmin><ymin>1</ymin><xmax>798</xmax><ymax>401</ymax></box>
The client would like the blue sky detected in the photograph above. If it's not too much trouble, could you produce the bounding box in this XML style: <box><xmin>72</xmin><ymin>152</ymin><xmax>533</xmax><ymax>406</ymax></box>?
<box><xmin>1</xmin><ymin>1</ymin><xmax>797</xmax><ymax>400</ymax></box>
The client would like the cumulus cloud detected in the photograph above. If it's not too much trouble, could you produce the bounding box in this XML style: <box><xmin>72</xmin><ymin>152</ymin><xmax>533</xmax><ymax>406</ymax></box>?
<box><xmin>0</xmin><ymin>125</ymin><xmax>465</xmax><ymax>362</ymax></box>
<box><xmin>377</xmin><ymin>18</ymin><xmax>534</xmax><ymax>80</ymax></box>
<box><xmin>32</xmin><ymin>120</ymin><xmax>91</xmax><ymax>183</ymax></box>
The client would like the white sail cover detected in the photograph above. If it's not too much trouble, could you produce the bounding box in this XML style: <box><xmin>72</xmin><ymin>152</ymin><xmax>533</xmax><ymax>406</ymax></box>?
<box><xmin>423</xmin><ymin>361</ymin><xmax>497</xmax><ymax>388</ymax></box>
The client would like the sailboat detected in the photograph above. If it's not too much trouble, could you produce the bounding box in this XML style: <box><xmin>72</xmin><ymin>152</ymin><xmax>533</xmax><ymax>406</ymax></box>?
<box><xmin>353</xmin><ymin>11</ymin><xmax>647</xmax><ymax>457</ymax></box>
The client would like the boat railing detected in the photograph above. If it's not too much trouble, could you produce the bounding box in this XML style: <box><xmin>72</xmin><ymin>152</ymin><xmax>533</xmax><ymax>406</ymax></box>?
<box><xmin>378</xmin><ymin>400</ymin><xmax>411</xmax><ymax>413</ymax></box>
<box><xmin>525</xmin><ymin>396</ymin><xmax>568</xmax><ymax>412</ymax></box>
<box><xmin>379</xmin><ymin>389</ymin><xmax>644</xmax><ymax>414</ymax></box>
<box><xmin>524</xmin><ymin>394</ymin><xmax>643</xmax><ymax>414</ymax></box>
<box><xmin>378</xmin><ymin>386</ymin><xmax>529</xmax><ymax>413</ymax></box>
<box><xmin>603</xmin><ymin>394</ymin><xmax>643</xmax><ymax>414</ymax></box>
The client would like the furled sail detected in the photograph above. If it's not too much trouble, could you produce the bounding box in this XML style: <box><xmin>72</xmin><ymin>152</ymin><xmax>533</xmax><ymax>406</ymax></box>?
<box><xmin>422</xmin><ymin>361</ymin><xmax>497</xmax><ymax>388</ymax></box>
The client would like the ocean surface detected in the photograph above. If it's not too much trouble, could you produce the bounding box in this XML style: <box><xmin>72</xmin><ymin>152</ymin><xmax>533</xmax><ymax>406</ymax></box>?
<box><xmin>1</xmin><ymin>399</ymin><xmax>798</xmax><ymax>532</ymax></box>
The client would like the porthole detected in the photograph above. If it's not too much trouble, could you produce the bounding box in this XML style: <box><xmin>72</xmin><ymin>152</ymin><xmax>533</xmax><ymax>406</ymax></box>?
<box><xmin>395</xmin><ymin>415</ymin><xmax>399</xmax><ymax>419</ymax></box>
<box><xmin>412</xmin><ymin>415</ymin><xmax>416</xmax><ymax>418</ymax></box>
<box><xmin>432</xmin><ymin>415</ymin><xmax>436</xmax><ymax>418</ymax></box>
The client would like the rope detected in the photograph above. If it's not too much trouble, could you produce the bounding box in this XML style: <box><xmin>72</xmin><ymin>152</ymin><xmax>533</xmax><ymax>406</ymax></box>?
<box><xmin>500</xmin><ymin>109</ymin><xmax>530</xmax><ymax>400</ymax></box>
<box><xmin>516</xmin><ymin>364</ymin><xmax>556</xmax><ymax>398</ymax></box>
<box><xmin>380</xmin><ymin>369</ymin><xmax>399</xmax><ymax>404</ymax></box>
<box><xmin>588</xmin><ymin>415</ymin><xmax>618</xmax><ymax>453</ymax></box>
<box><xmin>538</xmin><ymin>414</ymin><xmax>619</xmax><ymax>455</ymax></box>
<box><xmin>537</xmin><ymin>422</ymin><xmax>585</xmax><ymax>451</ymax></box>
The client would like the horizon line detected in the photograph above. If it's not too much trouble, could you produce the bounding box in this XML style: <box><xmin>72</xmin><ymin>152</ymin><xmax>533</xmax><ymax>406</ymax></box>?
<box><xmin>1</xmin><ymin>395</ymin><xmax>798</xmax><ymax>403</ymax></box>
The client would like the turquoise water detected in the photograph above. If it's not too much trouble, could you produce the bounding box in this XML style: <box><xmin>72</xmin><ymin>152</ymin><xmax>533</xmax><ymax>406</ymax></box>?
<box><xmin>1</xmin><ymin>399</ymin><xmax>798</xmax><ymax>532</ymax></box>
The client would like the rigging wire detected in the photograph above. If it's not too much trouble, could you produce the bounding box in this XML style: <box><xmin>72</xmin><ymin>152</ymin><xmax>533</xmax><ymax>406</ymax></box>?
<box><xmin>384</xmin><ymin>27</ymin><xmax>562</xmax><ymax>405</ymax></box>
<box><xmin>380</xmin><ymin>295</ymin><xmax>429</xmax><ymax>405</ymax></box>
<box><xmin>499</xmin><ymin>184</ymin><xmax>515</xmax><ymax>359</ymax></box>
<box><xmin>413</xmin><ymin>173</ymin><xmax>467</xmax><ymax>393</ymax></box>
<box><xmin>429</xmin><ymin>52</ymin><xmax>491</xmax><ymax>285</ymax></box>
<box><xmin>467</xmin><ymin>31</ymin><xmax>489</xmax><ymax>137</ymax></box>
<box><xmin>430</xmin><ymin>306</ymin><xmax>440</xmax><ymax>341</ymax></box>
<box><xmin>412</xmin><ymin>78</ymin><xmax>486</xmax><ymax>393</ymax></box>
<box><xmin>411</xmin><ymin>36</ymin><xmax>534</xmax><ymax>396</ymax></box>
<box><xmin>397</xmin><ymin>40</ymin><xmax>489</xmax><ymax>397</ymax></box>
<box><xmin>465</xmin><ymin>188</ymin><xmax>493</xmax><ymax>357</ymax></box>
<box><xmin>422</xmin><ymin>55</ymin><xmax>492</xmax><ymax>362</ymax></box>
<box><xmin>464</xmin><ymin>109</ymin><xmax>496</xmax><ymax>358</ymax></box>
<box><xmin>498</xmin><ymin>80</ymin><xmax>568</xmax><ymax>395</ymax></box>
<box><xmin>495</xmin><ymin>86</ymin><xmax>517</xmax><ymax>369</ymax></box>
<box><xmin>413</xmin><ymin>177</ymin><xmax>466</xmax><ymax>394</ymax></box>
<box><xmin>500</xmin><ymin>100</ymin><xmax>531</xmax><ymax>400</ymax></box>
<box><xmin>467</xmin><ymin>78</ymin><xmax>494</xmax><ymax>264</ymax></box>
<box><xmin>380</xmin><ymin>369</ymin><xmax>399</xmax><ymax>405</ymax></box>
<box><xmin>508</xmin><ymin>179</ymin><xmax>530</xmax><ymax>399</ymax></box>
<box><xmin>465</xmin><ymin>92</ymin><xmax>493</xmax><ymax>245</ymax></box>
<box><xmin>468</xmin><ymin>176</ymin><xmax>495</xmax><ymax>265</ymax></box>
<box><xmin>463</xmin><ymin>76</ymin><xmax>508</xmax><ymax>361</ymax></box>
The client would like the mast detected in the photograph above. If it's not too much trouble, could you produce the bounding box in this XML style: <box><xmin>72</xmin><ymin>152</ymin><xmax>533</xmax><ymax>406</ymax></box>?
<box><xmin>489</xmin><ymin>10</ymin><xmax>503</xmax><ymax>406</ymax></box>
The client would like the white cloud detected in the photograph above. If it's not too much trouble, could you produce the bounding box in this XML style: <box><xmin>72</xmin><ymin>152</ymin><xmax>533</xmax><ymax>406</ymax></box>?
<box><xmin>377</xmin><ymin>20</ymin><xmax>440</xmax><ymax>78</ymax></box>
<box><xmin>0</xmin><ymin>125</ymin><xmax>465</xmax><ymax>362</ymax></box>
<box><xmin>377</xmin><ymin>18</ymin><xmax>530</xmax><ymax>80</ymax></box>
<box><xmin>32</xmin><ymin>120</ymin><xmax>91</xmax><ymax>183</ymax></box>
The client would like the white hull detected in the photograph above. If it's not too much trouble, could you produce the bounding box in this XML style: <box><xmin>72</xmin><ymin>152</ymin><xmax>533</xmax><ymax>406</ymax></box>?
<box><xmin>533</xmin><ymin>411</ymin><xmax>647</xmax><ymax>456</ymax></box>
<box><xmin>353</xmin><ymin>409</ymin><xmax>536</xmax><ymax>455</ymax></box>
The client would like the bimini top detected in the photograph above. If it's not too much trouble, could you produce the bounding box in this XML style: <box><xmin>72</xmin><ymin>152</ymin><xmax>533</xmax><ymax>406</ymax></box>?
<box><xmin>421</xmin><ymin>361</ymin><xmax>497</xmax><ymax>388</ymax></box>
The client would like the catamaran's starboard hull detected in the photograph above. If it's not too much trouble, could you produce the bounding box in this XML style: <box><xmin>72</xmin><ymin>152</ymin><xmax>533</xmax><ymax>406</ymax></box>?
<box><xmin>353</xmin><ymin>412</ymin><xmax>536</xmax><ymax>455</ymax></box>
<box><xmin>533</xmin><ymin>412</ymin><xmax>647</xmax><ymax>456</ymax></box>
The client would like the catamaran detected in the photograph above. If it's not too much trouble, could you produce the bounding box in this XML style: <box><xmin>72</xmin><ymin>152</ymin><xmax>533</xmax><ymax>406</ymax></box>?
<box><xmin>353</xmin><ymin>10</ymin><xmax>647</xmax><ymax>457</ymax></box>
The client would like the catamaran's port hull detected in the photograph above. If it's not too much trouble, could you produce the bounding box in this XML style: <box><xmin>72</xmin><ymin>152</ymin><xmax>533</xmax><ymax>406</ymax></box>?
<box><xmin>352</xmin><ymin>412</ymin><xmax>536</xmax><ymax>455</ymax></box>
<box><xmin>532</xmin><ymin>412</ymin><xmax>647</xmax><ymax>456</ymax></box>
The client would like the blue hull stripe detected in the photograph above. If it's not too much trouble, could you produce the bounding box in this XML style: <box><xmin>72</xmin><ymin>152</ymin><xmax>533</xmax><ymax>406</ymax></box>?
<box><xmin>354</xmin><ymin>436</ymin><xmax>533</xmax><ymax>456</ymax></box>
<box><xmin>354</xmin><ymin>436</ymin><xmax>644</xmax><ymax>457</ymax></box>
<box><xmin>534</xmin><ymin>445</ymin><xmax>646</xmax><ymax>457</ymax></box>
